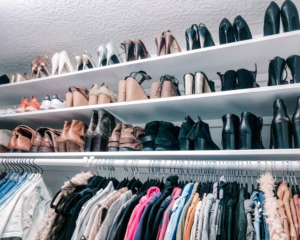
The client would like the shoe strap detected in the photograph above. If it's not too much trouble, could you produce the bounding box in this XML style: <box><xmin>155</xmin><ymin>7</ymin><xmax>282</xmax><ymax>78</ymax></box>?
<box><xmin>162</xmin><ymin>30</ymin><xmax>172</xmax><ymax>36</ymax></box>
<box><xmin>69</xmin><ymin>85</ymin><xmax>89</xmax><ymax>100</ymax></box>
<box><xmin>125</xmin><ymin>71</ymin><xmax>152</xmax><ymax>85</ymax></box>
<box><xmin>156</xmin><ymin>75</ymin><xmax>179</xmax><ymax>95</ymax></box>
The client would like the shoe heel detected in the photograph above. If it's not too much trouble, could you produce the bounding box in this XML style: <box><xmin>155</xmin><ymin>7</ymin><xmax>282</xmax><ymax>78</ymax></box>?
<box><xmin>84</xmin><ymin>136</ymin><xmax>93</xmax><ymax>152</ymax></box>
<box><xmin>73</xmin><ymin>91</ymin><xmax>88</xmax><ymax>107</ymax></box>
<box><xmin>239</xmin><ymin>133</ymin><xmax>252</xmax><ymax>150</ymax></box>
<box><xmin>29</xmin><ymin>145</ymin><xmax>39</xmax><ymax>152</ymax></box>
<box><xmin>223</xmin><ymin>134</ymin><xmax>236</xmax><ymax>150</ymax></box>
<box><xmin>98</xmin><ymin>94</ymin><xmax>111</xmax><ymax>104</ymax></box>
<box><xmin>66</xmin><ymin>140</ymin><xmax>82</xmax><ymax>152</ymax></box>
<box><xmin>134</xmin><ymin>43</ymin><xmax>142</xmax><ymax>60</ymax></box>
<box><xmin>179</xmin><ymin>139</ymin><xmax>193</xmax><ymax>150</ymax></box>
<box><xmin>66</xmin><ymin>92</ymin><xmax>73</xmax><ymax>108</ymax></box>
<box><xmin>125</xmin><ymin>44</ymin><xmax>133</xmax><ymax>62</ymax></box>
<box><xmin>199</xmin><ymin>27</ymin><xmax>207</xmax><ymax>48</ymax></box>
<box><xmin>88</xmin><ymin>95</ymin><xmax>98</xmax><ymax>105</ymax></box>
<box><xmin>193</xmin><ymin>138</ymin><xmax>207</xmax><ymax>150</ymax></box>
<box><xmin>185</xmin><ymin>29</ymin><xmax>195</xmax><ymax>51</ymax></box>
<box><xmin>165</xmin><ymin>33</ymin><xmax>175</xmax><ymax>55</ymax></box>
<box><xmin>155</xmin><ymin>36</ymin><xmax>166</xmax><ymax>56</ymax></box>
<box><xmin>118</xmin><ymin>80</ymin><xmax>126</xmax><ymax>102</ymax></box>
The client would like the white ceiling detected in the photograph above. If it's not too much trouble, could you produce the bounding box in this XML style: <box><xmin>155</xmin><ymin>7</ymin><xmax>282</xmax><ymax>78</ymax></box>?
<box><xmin>0</xmin><ymin>0</ymin><xmax>299</xmax><ymax>76</ymax></box>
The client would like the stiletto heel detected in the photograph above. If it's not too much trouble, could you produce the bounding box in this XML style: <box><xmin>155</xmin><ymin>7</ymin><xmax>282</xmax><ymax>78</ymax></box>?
<box><xmin>281</xmin><ymin>0</ymin><xmax>300</xmax><ymax>32</ymax></box>
<box><xmin>82</xmin><ymin>51</ymin><xmax>96</xmax><ymax>70</ymax></box>
<box><xmin>133</xmin><ymin>38</ymin><xmax>150</xmax><ymax>60</ymax></box>
<box><xmin>264</xmin><ymin>1</ymin><xmax>281</xmax><ymax>36</ymax></box>
<box><xmin>164</xmin><ymin>30</ymin><xmax>181</xmax><ymax>54</ymax></box>
<box><xmin>74</xmin><ymin>55</ymin><xmax>83</xmax><ymax>71</ymax></box>
<box><xmin>51</xmin><ymin>52</ymin><xmax>59</xmax><ymax>76</ymax></box>
<box><xmin>155</xmin><ymin>35</ymin><xmax>166</xmax><ymax>56</ymax></box>
<box><xmin>31</xmin><ymin>56</ymin><xmax>41</xmax><ymax>79</ymax></box>
<box><xmin>58</xmin><ymin>51</ymin><xmax>74</xmax><ymax>74</ymax></box>
<box><xmin>198</xmin><ymin>23</ymin><xmax>215</xmax><ymax>48</ymax></box>
<box><xmin>97</xmin><ymin>44</ymin><xmax>107</xmax><ymax>67</ymax></box>
<box><xmin>233</xmin><ymin>15</ymin><xmax>252</xmax><ymax>41</ymax></box>
<box><xmin>219</xmin><ymin>18</ymin><xmax>235</xmax><ymax>45</ymax></box>
<box><xmin>121</xmin><ymin>39</ymin><xmax>134</xmax><ymax>62</ymax></box>
<box><xmin>106</xmin><ymin>41</ymin><xmax>124</xmax><ymax>65</ymax></box>
<box><xmin>185</xmin><ymin>24</ymin><xmax>200</xmax><ymax>51</ymax></box>
<box><xmin>37</xmin><ymin>55</ymin><xmax>50</xmax><ymax>77</ymax></box>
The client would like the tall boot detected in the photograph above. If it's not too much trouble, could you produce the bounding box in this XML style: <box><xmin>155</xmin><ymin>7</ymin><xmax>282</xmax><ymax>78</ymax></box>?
<box><xmin>270</xmin><ymin>99</ymin><xmax>293</xmax><ymax>149</ymax></box>
<box><xmin>65</xmin><ymin>120</ymin><xmax>88</xmax><ymax>152</ymax></box>
<box><xmin>281</xmin><ymin>0</ymin><xmax>300</xmax><ymax>33</ymax></box>
<box><xmin>141</xmin><ymin>121</ymin><xmax>160</xmax><ymax>151</ymax></box>
<box><xmin>178</xmin><ymin>116</ymin><xmax>195</xmax><ymax>150</ymax></box>
<box><xmin>286</xmin><ymin>55</ymin><xmax>300</xmax><ymax>84</ymax></box>
<box><xmin>217</xmin><ymin>70</ymin><xmax>237</xmax><ymax>91</ymax></box>
<box><xmin>268</xmin><ymin>56</ymin><xmax>288</xmax><ymax>86</ymax></box>
<box><xmin>237</xmin><ymin>64</ymin><xmax>260</xmax><ymax>89</ymax></box>
<box><xmin>108</xmin><ymin>123</ymin><xmax>122</xmax><ymax>151</ymax></box>
<box><xmin>264</xmin><ymin>1</ymin><xmax>281</xmax><ymax>36</ymax></box>
<box><xmin>222</xmin><ymin>114</ymin><xmax>240</xmax><ymax>150</ymax></box>
<box><xmin>239</xmin><ymin>112</ymin><xmax>264</xmax><ymax>150</ymax></box>
<box><xmin>292</xmin><ymin>97</ymin><xmax>300</xmax><ymax>148</ymax></box>
<box><xmin>84</xmin><ymin>111</ymin><xmax>98</xmax><ymax>152</ymax></box>
<box><xmin>154</xmin><ymin>121</ymin><xmax>179</xmax><ymax>151</ymax></box>
<box><xmin>93</xmin><ymin>110</ymin><xmax>116</xmax><ymax>152</ymax></box>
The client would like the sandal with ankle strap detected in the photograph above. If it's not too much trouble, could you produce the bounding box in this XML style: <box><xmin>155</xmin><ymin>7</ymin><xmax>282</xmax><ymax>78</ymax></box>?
<box><xmin>66</xmin><ymin>85</ymin><xmax>89</xmax><ymax>108</ymax></box>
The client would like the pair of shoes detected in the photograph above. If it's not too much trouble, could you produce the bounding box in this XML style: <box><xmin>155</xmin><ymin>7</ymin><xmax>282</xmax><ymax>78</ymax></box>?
<box><xmin>84</xmin><ymin>110</ymin><xmax>116</xmax><ymax>152</ymax></box>
<box><xmin>222</xmin><ymin>112</ymin><xmax>264</xmax><ymax>150</ymax></box>
<box><xmin>183</xmin><ymin>72</ymin><xmax>215</xmax><ymax>95</ymax></box>
<box><xmin>0</xmin><ymin>75</ymin><xmax>10</xmax><ymax>85</ymax></box>
<box><xmin>118</xmin><ymin>71</ymin><xmax>152</xmax><ymax>102</ymax></box>
<box><xmin>155</xmin><ymin>30</ymin><xmax>181</xmax><ymax>56</ymax></box>
<box><xmin>142</xmin><ymin>121</ymin><xmax>180</xmax><ymax>151</ymax></box>
<box><xmin>179</xmin><ymin>116</ymin><xmax>219</xmax><ymax>151</ymax></box>
<box><xmin>74</xmin><ymin>51</ymin><xmax>97</xmax><ymax>71</ymax></box>
<box><xmin>0</xmin><ymin>108</ymin><xmax>16</xmax><ymax>115</ymax></box>
<box><xmin>57</xmin><ymin>120</ymin><xmax>87</xmax><ymax>152</ymax></box>
<box><xmin>16</xmin><ymin>96</ymin><xmax>41</xmax><ymax>113</ymax></box>
<box><xmin>31</xmin><ymin>55</ymin><xmax>50</xmax><ymax>79</ymax></box>
<box><xmin>121</xmin><ymin>38</ymin><xmax>151</xmax><ymax>62</ymax></box>
<box><xmin>264</xmin><ymin>0</ymin><xmax>300</xmax><ymax>36</ymax></box>
<box><xmin>52</xmin><ymin>51</ymin><xmax>74</xmax><ymax>75</ymax></box>
<box><xmin>97</xmin><ymin>42</ymin><xmax>124</xmax><ymax>67</ymax></box>
<box><xmin>66</xmin><ymin>86</ymin><xmax>89</xmax><ymax>108</ymax></box>
<box><xmin>29</xmin><ymin>127</ymin><xmax>62</xmax><ymax>152</ymax></box>
<box><xmin>219</xmin><ymin>16</ymin><xmax>252</xmax><ymax>45</ymax></box>
<box><xmin>0</xmin><ymin>130</ymin><xmax>13</xmax><ymax>152</ymax></box>
<box><xmin>108</xmin><ymin>123</ymin><xmax>144</xmax><ymax>151</ymax></box>
<box><xmin>89</xmin><ymin>83</ymin><xmax>117</xmax><ymax>105</ymax></box>
<box><xmin>40</xmin><ymin>94</ymin><xmax>66</xmax><ymax>110</ymax></box>
<box><xmin>217</xmin><ymin>64</ymin><xmax>259</xmax><ymax>91</ymax></box>
<box><xmin>185</xmin><ymin>24</ymin><xmax>215</xmax><ymax>51</ymax></box>
<box><xmin>10</xmin><ymin>73</ymin><xmax>28</xmax><ymax>83</ymax></box>
<box><xmin>268</xmin><ymin>55</ymin><xmax>300</xmax><ymax>86</ymax></box>
<box><xmin>150</xmin><ymin>75</ymin><xmax>181</xmax><ymax>99</ymax></box>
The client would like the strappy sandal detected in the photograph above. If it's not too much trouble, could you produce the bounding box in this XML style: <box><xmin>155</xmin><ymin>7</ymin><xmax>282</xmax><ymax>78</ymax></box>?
<box><xmin>66</xmin><ymin>85</ymin><xmax>89</xmax><ymax>108</ymax></box>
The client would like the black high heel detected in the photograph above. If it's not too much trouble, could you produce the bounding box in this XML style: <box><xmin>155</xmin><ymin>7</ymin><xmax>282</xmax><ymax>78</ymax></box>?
<box><xmin>121</xmin><ymin>39</ymin><xmax>134</xmax><ymax>62</ymax></box>
<box><xmin>264</xmin><ymin>1</ymin><xmax>281</xmax><ymax>36</ymax></box>
<box><xmin>219</xmin><ymin>18</ymin><xmax>235</xmax><ymax>45</ymax></box>
<box><xmin>198</xmin><ymin>23</ymin><xmax>215</xmax><ymax>48</ymax></box>
<box><xmin>281</xmin><ymin>0</ymin><xmax>300</xmax><ymax>32</ymax></box>
<box><xmin>292</xmin><ymin>97</ymin><xmax>300</xmax><ymax>148</ymax></box>
<box><xmin>286</xmin><ymin>55</ymin><xmax>300</xmax><ymax>84</ymax></box>
<box><xmin>185</xmin><ymin>24</ymin><xmax>200</xmax><ymax>51</ymax></box>
<box><xmin>133</xmin><ymin>38</ymin><xmax>151</xmax><ymax>60</ymax></box>
<box><xmin>268</xmin><ymin>56</ymin><xmax>288</xmax><ymax>86</ymax></box>
<box><xmin>233</xmin><ymin>15</ymin><xmax>252</xmax><ymax>41</ymax></box>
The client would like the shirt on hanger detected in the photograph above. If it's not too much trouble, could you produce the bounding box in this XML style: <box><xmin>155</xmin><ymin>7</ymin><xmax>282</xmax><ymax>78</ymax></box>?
<box><xmin>183</xmin><ymin>193</ymin><xmax>200</xmax><ymax>240</ymax></box>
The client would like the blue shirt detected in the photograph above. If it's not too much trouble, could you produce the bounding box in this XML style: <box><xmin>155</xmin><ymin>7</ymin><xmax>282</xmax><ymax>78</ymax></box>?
<box><xmin>0</xmin><ymin>173</ymin><xmax>20</xmax><ymax>199</ymax></box>
<box><xmin>0</xmin><ymin>173</ymin><xmax>12</xmax><ymax>188</ymax></box>
<box><xmin>250</xmin><ymin>191</ymin><xmax>261</xmax><ymax>240</ymax></box>
<box><xmin>259</xmin><ymin>192</ymin><xmax>270</xmax><ymax>240</ymax></box>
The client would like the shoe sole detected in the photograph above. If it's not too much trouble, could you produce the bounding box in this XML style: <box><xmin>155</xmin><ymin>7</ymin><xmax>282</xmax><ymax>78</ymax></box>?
<box><xmin>25</xmin><ymin>107</ymin><xmax>39</xmax><ymax>112</ymax></box>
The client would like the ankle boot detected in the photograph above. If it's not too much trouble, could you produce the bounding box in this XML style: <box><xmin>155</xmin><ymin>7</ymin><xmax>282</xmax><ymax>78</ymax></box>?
<box><xmin>58</xmin><ymin>121</ymin><xmax>71</xmax><ymax>152</ymax></box>
<box><xmin>93</xmin><ymin>110</ymin><xmax>116</xmax><ymax>152</ymax></box>
<box><xmin>119</xmin><ymin>124</ymin><xmax>144</xmax><ymax>151</ymax></box>
<box><xmin>270</xmin><ymin>99</ymin><xmax>293</xmax><ymax>149</ymax></box>
<box><xmin>286</xmin><ymin>55</ymin><xmax>300</xmax><ymax>84</ymax></box>
<box><xmin>217</xmin><ymin>70</ymin><xmax>237</xmax><ymax>91</ymax></box>
<box><xmin>141</xmin><ymin>121</ymin><xmax>160</xmax><ymax>151</ymax></box>
<box><xmin>292</xmin><ymin>97</ymin><xmax>300</xmax><ymax>148</ymax></box>
<box><xmin>154</xmin><ymin>121</ymin><xmax>179</xmax><ymax>151</ymax></box>
<box><xmin>187</xmin><ymin>116</ymin><xmax>219</xmax><ymax>150</ymax></box>
<box><xmin>239</xmin><ymin>112</ymin><xmax>264</xmax><ymax>150</ymax></box>
<box><xmin>281</xmin><ymin>0</ymin><xmax>300</xmax><ymax>33</ymax></box>
<box><xmin>179</xmin><ymin>116</ymin><xmax>195</xmax><ymax>150</ymax></box>
<box><xmin>222</xmin><ymin>114</ymin><xmax>240</xmax><ymax>150</ymax></box>
<box><xmin>84</xmin><ymin>111</ymin><xmax>98</xmax><ymax>152</ymax></box>
<box><xmin>237</xmin><ymin>64</ymin><xmax>259</xmax><ymax>89</ymax></box>
<box><xmin>268</xmin><ymin>57</ymin><xmax>288</xmax><ymax>86</ymax></box>
<box><xmin>65</xmin><ymin>120</ymin><xmax>88</xmax><ymax>152</ymax></box>
<box><xmin>264</xmin><ymin>1</ymin><xmax>281</xmax><ymax>36</ymax></box>
<box><xmin>7</xmin><ymin>125</ymin><xmax>35</xmax><ymax>152</ymax></box>
<box><xmin>108</xmin><ymin>123</ymin><xmax>122</xmax><ymax>151</ymax></box>
<box><xmin>31</xmin><ymin>127</ymin><xmax>61</xmax><ymax>152</ymax></box>
<box><xmin>195</xmin><ymin>72</ymin><xmax>215</xmax><ymax>94</ymax></box>
<box><xmin>233</xmin><ymin>15</ymin><xmax>252</xmax><ymax>41</ymax></box>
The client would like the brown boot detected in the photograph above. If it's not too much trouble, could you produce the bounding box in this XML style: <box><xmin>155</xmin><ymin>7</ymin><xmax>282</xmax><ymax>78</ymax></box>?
<box><xmin>40</xmin><ymin>129</ymin><xmax>61</xmax><ymax>152</ymax></box>
<box><xmin>66</xmin><ymin>120</ymin><xmax>88</xmax><ymax>152</ymax></box>
<box><xmin>57</xmin><ymin>121</ymin><xmax>71</xmax><ymax>152</ymax></box>
<box><xmin>30</xmin><ymin>127</ymin><xmax>61</xmax><ymax>152</ymax></box>
<box><xmin>7</xmin><ymin>125</ymin><xmax>35</xmax><ymax>152</ymax></box>
<box><xmin>119</xmin><ymin>124</ymin><xmax>144</xmax><ymax>151</ymax></box>
<box><xmin>108</xmin><ymin>123</ymin><xmax>122</xmax><ymax>151</ymax></box>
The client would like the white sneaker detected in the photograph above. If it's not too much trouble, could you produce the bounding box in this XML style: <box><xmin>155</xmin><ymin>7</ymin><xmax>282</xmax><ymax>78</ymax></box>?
<box><xmin>0</xmin><ymin>109</ymin><xmax>6</xmax><ymax>115</ymax></box>
<box><xmin>5</xmin><ymin>109</ymin><xmax>16</xmax><ymax>114</ymax></box>
<box><xmin>49</xmin><ymin>94</ymin><xmax>66</xmax><ymax>109</ymax></box>
<box><xmin>40</xmin><ymin>95</ymin><xmax>51</xmax><ymax>110</ymax></box>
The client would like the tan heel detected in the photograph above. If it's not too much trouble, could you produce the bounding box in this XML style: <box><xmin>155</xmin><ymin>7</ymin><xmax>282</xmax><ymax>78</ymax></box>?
<box><xmin>89</xmin><ymin>95</ymin><xmax>98</xmax><ymax>105</ymax></box>
<box><xmin>73</xmin><ymin>91</ymin><xmax>89</xmax><ymax>107</ymax></box>
<box><xmin>150</xmin><ymin>82</ymin><xmax>161</xmax><ymax>99</ymax></box>
<box><xmin>66</xmin><ymin>92</ymin><xmax>73</xmax><ymax>108</ymax></box>
<box><xmin>118</xmin><ymin>80</ymin><xmax>126</xmax><ymax>102</ymax></box>
<box><xmin>98</xmin><ymin>94</ymin><xmax>111</xmax><ymax>104</ymax></box>
<box><xmin>125</xmin><ymin>78</ymin><xmax>148</xmax><ymax>102</ymax></box>
<box><xmin>66</xmin><ymin>140</ymin><xmax>82</xmax><ymax>152</ymax></box>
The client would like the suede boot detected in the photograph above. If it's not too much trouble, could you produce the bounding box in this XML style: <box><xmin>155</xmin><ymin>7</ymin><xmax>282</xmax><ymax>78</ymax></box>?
<box><xmin>141</xmin><ymin>121</ymin><xmax>160</xmax><ymax>151</ymax></box>
<box><xmin>154</xmin><ymin>121</ymin><xmax>180</xmax><ymax>151</ymax></box>
<box><xmin>119</xmin><ymin>124</ymin><xmax>144</xmax><ymax>151</ymax></box>
<box><xmin>178</xmin><ymin>116</ymin><xmax>195</xmax><ymax>150</ymax></box>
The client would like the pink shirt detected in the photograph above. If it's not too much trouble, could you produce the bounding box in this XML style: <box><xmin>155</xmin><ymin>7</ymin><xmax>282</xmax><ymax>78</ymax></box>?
<box><xmin>124</xmin><ymin>187</ymin><xmax>160</xmax><ymax>240</ymax></box>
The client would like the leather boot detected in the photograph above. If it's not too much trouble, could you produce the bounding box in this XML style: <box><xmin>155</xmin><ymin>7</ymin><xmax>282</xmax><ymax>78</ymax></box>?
<box><xmin>31</xmin><ymin>127</ymin><xmax>61</xmax><ymax>152</ymax></box>
<box><xmin>222</xmin><ymin>114</ymin><xmax>240</xmax><ymax>150</ymax></box>
<box><xmin>58</xmin><ymin>121</ymin><xmax>71</xmax><ymax>152</ymax></box>
<box><xmin>281</xmin><ymin>0</ymin><xmax>300</xmax><ymax>33</ymax></box>
<box><xmin>119</xmin><ymin>124</ymin><xmax>144</xmax><ymax>151</ymax></box>
<box><xmin>41</xmin><ymin>129</ymin><xmax>61</xmax><ymax>152</ymax></box>
<box><xmin>268</xmin><ymin>57</ymin><xmax>288</xmax><ymax>86</ymax></box>
<box><xmin>187</xmin><ymin>116</ymin><xmax>219</xmax><ymax>150</ymax></box>
<box><xmin>154</xmin><ymin>121</ymin><xmax>179</xmax><ymax>151</ymax></box>
<box><xmin>217</xmin><ymin>70</ymin><xmax>237</xmax><ymax>91</ymax></box>
<box><xmin>108</xmin><ymin>123</ymin><xmax>122</xmax><ymax>151</ymax></box>
<box><xmin>292</xmin><ymin>97</ymin><xmax>300</xmax><ymax>148</ymax></box>
<box><xmin>0</xmin><ymin>130</ymin><xmax>12</xmax><ymax>153</ymax></box>
<box><xmin>237</xmin><ymin>64</ymin><xmax>260</xmax><ymax>89</ymax></box>
<box><xmin>7</xmin><ymin>125</ymin><xmax>35</xmax><ymax>152</ymax></box>
<box><xmin>239</xmin><ymin>112</ymin><xmax>264</xmax><ymax>150</ymax></box>
<box><xmin>264</xmin><ymin>1</ymin><xmax>281</xmax><ymax>36</ymax></box>
<box><xmin>178</xmin><ymin>116</ymin><xmax>195</xmax><ymax>150</ymax></box>
<box><xmin>84</xmin><ymin>111</ymin><xmax>98</xmax><ymax>152</ymax></box>
<box><xmin>93</xmin><ymin>110</ymin><xmax>116</xmax><ymax>152</ymax></box>
<box><xmin>270</xmin><ymin>99</ymin><xmax>293</xmax><ymax>149</ymax></box>
<box><xmin>286</xmin><ymin>55</ymin><xmax>300</xmax><ymax>84</ymax></box>
<box><xmin>141</xmin><ymin>121</ymin><xmax>160</xmax><ymax>151</ymax></box>
<box><xmin>65</xmin><ymin>120</ymin><xmax>88</xmax><ymax>152</ymax></box>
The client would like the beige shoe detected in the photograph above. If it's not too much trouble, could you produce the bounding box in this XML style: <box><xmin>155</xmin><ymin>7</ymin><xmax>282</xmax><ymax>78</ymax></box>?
<box><xmin>89</xmin><ymin>84</ymin><xmax>100</xmax><ymax>105</ymax></box>
<box><xmin>89</xmin><ymin>83</ymin><xmax>116</xmax><ymax>105</ymax></box>
<box><xmin>66</xmin><ymin>86</ymin><xmax>89</xmax><ymax>108</ymax></box>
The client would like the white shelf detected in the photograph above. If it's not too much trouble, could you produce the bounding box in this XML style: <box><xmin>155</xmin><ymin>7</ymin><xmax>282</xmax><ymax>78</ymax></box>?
<box><xmin>1</xmin><ymin>31</ymin><xmax>300</xmax><ymax>107</ymax></box>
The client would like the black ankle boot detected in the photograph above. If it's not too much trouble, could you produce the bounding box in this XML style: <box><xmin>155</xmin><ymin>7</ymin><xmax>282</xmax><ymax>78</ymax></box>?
<box><xmin>84</xmin><ymin>110</ymin><xmax>98</xmax><ymax>152</ymax></box>
<box><xmin>185</xmin><ymin>24</ymin><xmax>200</xmax><ymax>51</ymax></box>
<box><xmin>0</xmin><ymin>75</ymin><xmax>9</xmax><ymax>85</ymax></box>
<box><xmin>264</xmin><ymin>1</ymin><xmax>281</xmax><ymax>36</ymax></box>
<box><xmin>222</xmin><ymin>114</ymin><xmax>240</xmax><ymax>150</ymax></box>
<box><xmin>270</xmin><ymin>99</ymin><xmax>293</xmax><ymax>149</ymax></box>
<box><xmin>219</xmin><ymin>18</ymin><xmax>235</xmax><ymax>45</ymax></box>
<box><xmin>141</xmin><ymin>121</ymin><xmax>160</xmax><ymax>151</ymax></box>
<box><xmin>154</xmin><ymin>122</ymin><xmax>179</xmax><ymax>151</ymax></box>
<box><xmin>93</xmin><ymin>110</ymin><xmax>116</xmax><ymax>152</ymax></box>
<box><xmin>292</xmin><ymin>97</ymin><xmax>300</xmax><ymax>148</ymax></box>
<box><xmin>281</xmin><ymin>0</ymin><xmax>300</xmax><ymax>33</ymax></box>
<box><xmin>268</xmin><ymin>56</ymin><xmax>288</xmax><ymax>86</ymax></box>
<box><xmin>237</xmin><ymin>64</ymin><xmax>260</xmax><ymax>89</ymax></box>
<box><xmin>286</xmin><ymin>55</ymin><xmax>300</xmax><ymax>84</ymax></box>
<box><xmin>187</xmin><ymin>116</ymin><xmax>219</xmax><ymax>150</ymax></box>
<box><xmin>217</xmin><ymin>70</ymin><xmax>237</xmax><ymax>91</ymax></box>
<box><xmin>239</xmin><ymin>111</ymin><xmax>264</xmax><ymax>150</ymax></box>
<box><xmin>178</xmin><ymin>116</ymin><xmax>195</xmax><ymax>150</ymax></box>
<box><xmin>233</xmin><ymin>15</ymin><xmax>252</xmax><ymax>41</ymax></box>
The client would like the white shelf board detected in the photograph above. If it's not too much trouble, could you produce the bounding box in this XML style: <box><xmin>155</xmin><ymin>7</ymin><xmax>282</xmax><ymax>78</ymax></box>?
<box><xmin>1</xmin><ymin>31</ymin><xmax>300</xmax><ymax>107</ymax></box>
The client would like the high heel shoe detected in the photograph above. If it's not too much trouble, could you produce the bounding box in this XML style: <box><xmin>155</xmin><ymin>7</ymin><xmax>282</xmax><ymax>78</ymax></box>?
<box><xmin>264</xmin><ymin>1</ymin><xmax>281</xmax><ymax>36</ymax></box>
<box><xmin>66</xmin><ymin>85</ymin><xmax>89</xmax><ymax>107</ymax></box>
<box><xmin>155</xmin><ymin>34</ymin><xmax>166</xmax><ymax>56</ymax></box>
<box><xmin>51</xmin><ymin>52</ymin><xmax>59</xmax><ymax>76</ymax></box>
<box><xmin>31</xmin><ymin>56</ymin><xmax>41</xmax><ymax>79</ymax></box>
<box><xmin>194</xmin><ymin>71</ymin><xmax>215</xmax><ymax>94</ymax></box>
<box><xmin>133</xmin><ymin>38</ymin><xmax>150</xmax><ymax>60</ymax></box>
<box><xmin>286</xmin><ymin>55</ymin><xmax>300</xmax><ymax>83</ymax></box>
<box><xmin>10</xmin><ymin>73</ymin><xmax>28</xmax><ymax>83</ymax></box>
<box><xmin>74</xmin><ymin>54</ymin><xmax>83</xmax><ymax>71</ymax></box>
<box><xmin>164</xmin><ymin>30</ymin><xmax>181</xmax><ymax>54</ymax></box>
<box><xmin>37</xmin><ymin>55</ymin><xmax>50</xmax><ymax>77</ymax></box>
<box><xmin>281</xmin><ymin>0</ymin><xmax>300</xmax><ymax>32</ymax></box>
<box><xmin>58</xmin><ymin>51</ymin><xmax>74</xmax><ymax>74</ymax></box>
<box><xmin>97</xmin><ymin>44</ymin><xmax>107</xmax><ymax>67</ymax></box>
<box><xmin>233</xmin><ymin>15</ymin><xmax>252</xmax><ymax>41</ymax></box>
<box><xmin>268</xmin><ymin>56</ymin><xmax>288</xmax><ymax>86</ymax></box>
<box><xmin>185</xmin><ymin>24</ymin><xmax>200</xmax><ymax>51</ymax></box>
<box><xmin>198</xmin><ymin>23</ymin><xmax>215</xmax><ymax>48</ymax></box>
<box><xmin>121</xmin><ymin>39</ymin><xmax>134</xmax><ymax>62</ymax></box>
<box><xmin>106</xmin><ymin>41</ymin><xmax>124</xmax><ymax>65</ymax></box>
<box><xmin>219</xmin><ymin>18</ymin><xmax>235</xmax><ymax>45</ymax></box>
<box><xmin>82</xmin><ymin>51</ymin><xmax>96</xmax><ymax>70</ymax></box>
<box><xmin>183</xmin><ymin>73</ymin><xmax>194</xmax><ymax>95</ymax></box>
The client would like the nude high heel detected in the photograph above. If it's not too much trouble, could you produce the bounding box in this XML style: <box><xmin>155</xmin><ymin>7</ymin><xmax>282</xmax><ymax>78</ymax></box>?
<box><xmin>37</xmin><ymin>55</ymin><xmax>50</xmax><ymax>77</ymax></box>
<box><xmin>58</xmin><ymin>51</ymin><xmax>74</xmax><ymax>74</ymax></box>
<box><xmin>31</xmin><ymin>56</ymin><xmax>41</xmax><ymax>79</ymax></box>
<box><xmin>74</xmin><ymin>54</ymin><xmax>83</xmax><ymax>71</ymax></box>
<box><xmin>82</xmin><ymin>51</ymin><xmax>96</xmax><ymax>70</ymax></box>
<box><xmin>98</xmin><ymin>83</ymin><xmax>117</xmax><ymax>104</ymax></box>
<box><xmin>97</xmin><ymin>44</ymin><xmax>107</xmax><ymax>67</ymax></box>
<box><xmin>89</xmin><ymin>84</ymin><xmax>100</xmax><ymax>105</ymax></box>
<box><xmin>164</xmin><ymin>30</ymin><xmax>181</xmax><ymax>54</ymax></box>
<box><xmin>51</xmin><ymin>52</ymin><xmax>59</xmax><ymax>76</ymax></box>
<box><xmin>155</xmin><ymin>35</ymin><xmax>166</xmax><ymax>56</ymax></box>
